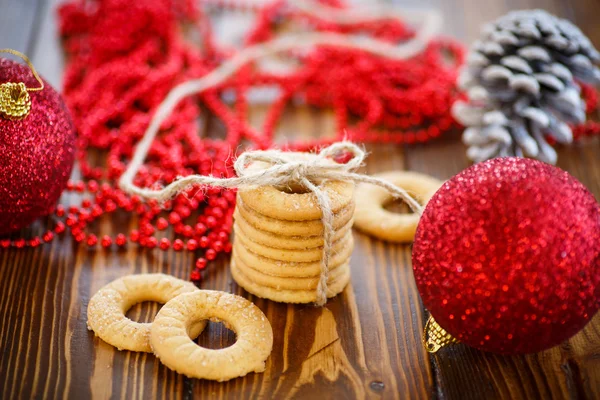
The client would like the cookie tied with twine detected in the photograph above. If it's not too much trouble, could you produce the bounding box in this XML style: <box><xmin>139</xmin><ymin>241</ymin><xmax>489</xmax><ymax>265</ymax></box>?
<box><xmin>121</xmin><ymin>142</ymin><xmax>422</xmax><ymax>306</ymax></box>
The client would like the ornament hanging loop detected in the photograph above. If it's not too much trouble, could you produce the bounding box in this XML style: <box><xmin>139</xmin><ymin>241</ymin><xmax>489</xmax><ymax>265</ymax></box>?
<box><xmin>423</xmin><ymin>315</ymin><xmax>459</xmax><ymax>353</ymax></box>
<box><xmin>0</xmin><ymin>49</ymin><xmax>44</xmax><ymax>91</ymax></box>
<box><xmin>0</xmin><ymin>49</ymin><xmax>44</xmax><ymax>120</ymax></box>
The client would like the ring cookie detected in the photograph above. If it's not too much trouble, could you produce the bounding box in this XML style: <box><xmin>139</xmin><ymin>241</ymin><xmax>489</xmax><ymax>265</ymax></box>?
<box><xmin>353</xmin><ymin>171</ymin><xmax>443</xmax><ymax>243</ymax></box>
<box><xmin>233</xmin><ymin>253</ymin><xmax>350</xmax><ymax>290</ymax></box>
<box><xmin>238</xmin><ymin>181</ymin><xmax>354</xmax><ymax>221</ymax></box>
<box><xmin>234</xmin><ymin>211</ymin><xmax>353</xmax><ymax>250</ymax></box>
<box><xmin>236</xmin><ymin>197</ymin><xmax>355</xmax><ymax>237</ymax></box>
<box><xmin>87</xmin><ymin>273</ymin><xmax>206</xmax><ymax>352</ymax></box>
<box><xmin>150</xmin><ymin>290</ymin><xmax>273</xmax><ymax>382</ymax></box>
<box><xmin>231</xmin><ymin>259</ymin><xmax>351</xmax><ymax>303</ymax></box>
<box><xmin>232</xmin><ymin>237</ymin><xmax>352</xmax><ymax>278</ymax></box>
<box><xmin>236</xmin><ymin>229</ymin><xmax>354</xmax><ymax>262</ymax></box>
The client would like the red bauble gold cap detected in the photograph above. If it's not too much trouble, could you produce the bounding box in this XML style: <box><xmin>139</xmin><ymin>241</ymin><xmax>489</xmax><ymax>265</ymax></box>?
<box><xmin>413</xmin><ymin>157</ymin><xmax>600</xmax><ymax>354</ymax></box>
<box><xmin>0</xmin><ymin>58</ymin><xmax>76</xmax><ymax>235</ymax></box>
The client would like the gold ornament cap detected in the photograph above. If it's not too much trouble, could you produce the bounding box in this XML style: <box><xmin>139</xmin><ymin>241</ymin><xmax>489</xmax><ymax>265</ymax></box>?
<box><xmin>423</xmin><ymin>315</ymin><xmax>459</xmax><ymax>353</ymax></box>
<box><xmin>0</xmin><ymin>49</ymin><xmax>44</xmax><ymax>120</ymax></box>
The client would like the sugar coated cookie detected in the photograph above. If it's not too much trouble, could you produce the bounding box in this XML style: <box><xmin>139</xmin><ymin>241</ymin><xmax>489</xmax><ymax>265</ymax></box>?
<box><xmin>235</xmin><ymin>229</ymin><xmax>353</xmax><ymax>262</ymax></box>
<box><xmin>234</xmin><ymin>211</ymin><xmax>353</xmax><ymax>250</ymax></box>
<box><xmin>233</xmin><ymin>252</ymin><xmax>350</xmax><ymax>290</ymax></box>
<box><xmin>150</xmin><ymin>290</ymin><xmax>273</xmax><ymax>382</ymax></box>
<box><xmin>238</xmin><ymin>180</ymin><xmax>354</xmax><ymax>221</ymax></box>
<box><xmin>236</xmin><ymin>196</ymin><xmax>355</xmax><ymax>237</ymax></box>
<box><xmin>232</xmin><ymin>236</ymin><xmax>352</xmax><ymax>278</ymax></box>
<box><xmin>87</xmin><ymin>273</ymin><xmax>206</xmax><ymax>352</ymax></box>
<box><xmin>353</xmin><ymin>171</ymin><xmax>443</xmax><ymax>243</ymax></box>
<box><xmin>231</xmin><ymin>259</ymin><xmax>351</xmax><ymax>303</ymax></box>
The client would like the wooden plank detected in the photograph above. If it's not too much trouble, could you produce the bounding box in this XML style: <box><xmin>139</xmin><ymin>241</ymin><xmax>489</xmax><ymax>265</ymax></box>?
<box><xmin>0</xmin><ymin>0</ymin><xmax>599</xmax><ymax>398</ymax></box>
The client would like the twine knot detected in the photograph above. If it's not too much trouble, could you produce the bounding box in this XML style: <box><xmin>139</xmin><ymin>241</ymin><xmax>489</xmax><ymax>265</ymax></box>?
<box><xmin>233</xmin><ymin>142</ymin><xmax>365</xmax><ymax>186</ymax></box>
<box><xmin>290</xmin><ymin>163</ymin><xmax>310</xmax><ymax>183</ymax></box>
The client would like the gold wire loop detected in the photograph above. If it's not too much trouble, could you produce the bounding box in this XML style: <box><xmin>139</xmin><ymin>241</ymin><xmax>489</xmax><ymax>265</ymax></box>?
<box><xmin>0</xmin><ymin>49</ymin><xmax>44</xmax><ymax>120</ymax></box>
<box><xmin>0</xmin><ymin>49</ymin><xmax>44</xmax><ymax>91</ymax></box>
<box><xmin>422</xmin><ymin>315</ymin><xmax>459</xmax><ymax>353</ymax></box>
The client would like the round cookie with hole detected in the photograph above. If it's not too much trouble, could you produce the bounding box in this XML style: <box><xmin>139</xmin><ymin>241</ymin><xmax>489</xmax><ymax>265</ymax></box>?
<box><xmin>231</xmin><ymin>236</ymin><xmax>352</xmax><ymax>278</ymax></box>
<box><xmin>87</xmin><ymin>273</ymin><xmax>206</xmax><ymax>353</ymax></box>
<box><xmin>231</xmin><ymin>259</ymin><xmax>351</xmax><ymax>304</ymax></box>
<box><xmin>236</xmin><ymin>197</ymin><xmax>355</xmax><ymax>237</ymax></box>
<box><xmin>237</xmin><ymin>150</ymin><xmax>355</xmax><ymax>221</ymax></box>
<box><xmin>233</xmin><ymin>210</ymin><xmax>353</xmax><ymax>250</ymax></box>
<box><xmin>150</xmin><ymin>290</ymin><xmax>273</xmax><ymax>382</ymax></box>
<box><xmin>232</xmin><ymin>252</ymin><xmax>350</xmax><ymax>290</ymax></box>
<box><xmin>353</xmin><ymin>171</ymin><xmax>443</xmax><ymax>243</ymax></box>
<box><xmin>235</xmin><ymin>228</ymin><xmax>354</xmax><ymax>263</ymax></box>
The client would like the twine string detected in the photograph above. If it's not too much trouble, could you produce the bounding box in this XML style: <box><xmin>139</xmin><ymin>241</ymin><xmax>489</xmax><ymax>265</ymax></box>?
<box><xmin>119</xmin><ymin>1</ymin><xmax>437</xmax><ymax>304</ymax></box>
<box><xmin>124</xmin><ymin>141</ymin><xmax>423</xmax><ymax>305</ymax></box>
<box><xmin>119</xmin><ymin>1</ymin><xmax>442</xmax><ymax>194</ymax></box>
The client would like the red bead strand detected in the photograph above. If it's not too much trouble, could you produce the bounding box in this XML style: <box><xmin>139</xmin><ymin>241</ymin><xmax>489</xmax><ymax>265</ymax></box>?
<box><xmin>5</xmin><ymin>0</ymin><xmax>597</xmax><ymax>287</ymax></box>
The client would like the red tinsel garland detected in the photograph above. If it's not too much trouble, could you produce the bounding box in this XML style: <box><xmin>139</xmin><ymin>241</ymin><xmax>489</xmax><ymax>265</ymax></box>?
<box><xmin>51</xmin><ymin>0</ymin><xmax>467</xmax><ymax>282</ymax></box>
<box><xmin>4</xmin><ymin>0</ymin><xmax>597</xmax><ymax>283</ymax></box>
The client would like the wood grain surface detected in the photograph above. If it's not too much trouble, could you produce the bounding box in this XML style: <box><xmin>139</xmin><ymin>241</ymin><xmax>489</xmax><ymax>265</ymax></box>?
<box><xmin>0</xmin><ymin>0</ymin><xmax>599</xmax><ymax>399</ymax></box>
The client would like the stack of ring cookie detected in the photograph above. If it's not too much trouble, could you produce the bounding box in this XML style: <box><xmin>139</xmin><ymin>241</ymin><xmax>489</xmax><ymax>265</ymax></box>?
<box><xmin>231</xmin><ymin>153</ymin><xmax>355</xmax><ymax>304</ymax></box>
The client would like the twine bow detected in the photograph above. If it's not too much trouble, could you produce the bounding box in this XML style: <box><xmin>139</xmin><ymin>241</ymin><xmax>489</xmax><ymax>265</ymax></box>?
<box><xmin>120</xmin><ymin>142</ymin><xmax>423</xmax><ymax>305</ymax></box>
<box><xmin>118</xmin><ymin>0</ymin><xmax>439</xmax><ymax>304</ymax></box>
<box><xmin>235</xmin><ymin>142</ymin><xmax>363</xmax><ymax>182</ymax></box>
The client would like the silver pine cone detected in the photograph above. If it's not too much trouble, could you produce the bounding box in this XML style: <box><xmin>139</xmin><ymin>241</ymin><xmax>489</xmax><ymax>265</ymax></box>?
<box><xmin>452</xmin><ymin>9</ymin><xmax>600</xmax><ymax>164</ymax></box>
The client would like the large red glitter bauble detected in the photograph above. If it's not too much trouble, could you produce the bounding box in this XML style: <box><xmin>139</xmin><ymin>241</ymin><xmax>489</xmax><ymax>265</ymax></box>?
<box><xmin>413</xmin><ymin>157</ymin><xmax>600</xmax><ymax>354</ymax></box>
<box><xmin>0</xmin><ymin>59</ymin><xmax>75</xmax><ymax>235</ymax></box>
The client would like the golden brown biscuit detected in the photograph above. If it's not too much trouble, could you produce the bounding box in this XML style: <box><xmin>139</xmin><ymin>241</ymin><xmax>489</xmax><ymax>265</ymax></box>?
<box><xmin>87</xmin><ymin>274</ymin><xmax>206</xmax><ymax>352</ymax></box>
<box><xmin>236</xmin><ymin>196</ymin><xmax>355</xmax><ymax>237</ymax></box>
<box><xmin>150</xmin><ymin>290</ymin><xmax>273</xmax><ymax>382</ymax></box>
<box><xmin>231</xmin><ymin>237</ymin><xmax>352</xmax><ymax>278</ymax></box>
<box><xmin>238</xmin><ymin>180</ymin><xmax>354</xmax><ymax>221</ymax></box>
<box><xmin>235</xmin><ymin>229</ymin><xmax>353</xmax><ymax>262</ymax></box>
<box><xmin>232</xmin><ymin>252</ymin><xmax>349</xmax><ymax>290</ymax></box>
<box><xmin>231</xmin><ymin>259</ymin><xmax>351</xmax><ymax>303</ymax></box>
<box><xmin>353</xmin><ymin>171</ymin><xmax>443</xmax><ymax>243</ymax></box>
<box><xmin>234</xmin><ymin>210</ymin><xmax>353</xmax><ymax>250</ymax></box>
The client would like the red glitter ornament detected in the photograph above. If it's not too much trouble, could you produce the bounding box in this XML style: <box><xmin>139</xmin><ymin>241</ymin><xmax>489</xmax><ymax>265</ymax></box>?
<box><xmin>0</xmin><ymin>59</ymin><xmax>76</xmax><ymax>235</ymax></box>
<box><xmin>413</xmin><ymin>157</ymin><xmax>600</xmax><ymax>354</ymax></box>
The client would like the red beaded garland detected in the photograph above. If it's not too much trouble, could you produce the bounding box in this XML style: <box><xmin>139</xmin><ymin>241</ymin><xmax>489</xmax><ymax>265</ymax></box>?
<box><xmin>4</xmin><ymin>0</ymin><xmax>598</xmax><ymax>287</ymax></box>
<box><xmin>53</xmin><ymin>0</ymin><xmax>463</xmax><ymax>283</ymax></box>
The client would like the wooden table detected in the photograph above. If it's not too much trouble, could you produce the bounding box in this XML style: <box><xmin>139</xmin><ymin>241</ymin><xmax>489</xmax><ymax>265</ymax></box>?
<box><xmin>1</xmin><ymin>0</ymin><xmax>599</xmax><ymax>399</ymax></box>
